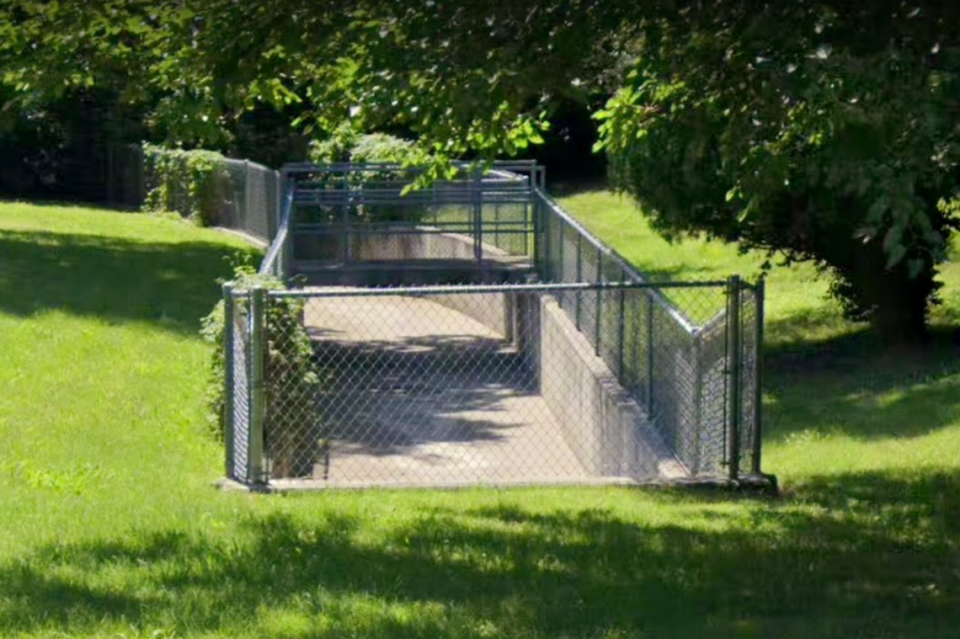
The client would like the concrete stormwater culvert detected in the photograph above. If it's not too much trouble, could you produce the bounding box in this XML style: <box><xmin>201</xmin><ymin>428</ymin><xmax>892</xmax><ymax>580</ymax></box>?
<box><xmin>261</xmin><ymin>288</ymin><xmax>688</xmax><ymax>490</ymax></box>
<box><xmin>222</xmin><ymin>161</ymin><xmax>773</xmax><ymax>492</ymax></box>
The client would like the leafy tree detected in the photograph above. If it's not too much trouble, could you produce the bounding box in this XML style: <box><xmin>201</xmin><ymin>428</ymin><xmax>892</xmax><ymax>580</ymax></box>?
<box><xmin>6</xmin><ymin>0</ymin><xmax>960</xmax><ymax>337</ymax></box>
<box><xmin>174</xmin><ymin>0</ymin><xmax>960</xmax><ymax>338</ymax></box>
<box><xmin>309</xmin><ymin>1</ymin><xmax>960</xmax><ymax>339</ymax></box>
<box><xmin>596</xmin><ymin>2</ymin><xmax>960</xmax><ymax>339</ymax></box>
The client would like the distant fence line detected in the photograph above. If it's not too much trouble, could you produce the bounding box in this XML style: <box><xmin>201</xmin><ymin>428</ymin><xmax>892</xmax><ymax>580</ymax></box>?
<box><xmin>106</xmin><ymin>143</ymin><xmax>282</xmax><ymax>246</ymax></box>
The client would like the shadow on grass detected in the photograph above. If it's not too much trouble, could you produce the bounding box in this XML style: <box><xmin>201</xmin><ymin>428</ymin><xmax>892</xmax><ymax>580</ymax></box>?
<box><xmin>0</xmin><ymin>228</ymin><xmax>258</xmax><ymax>334</ymax></box>
<box><xmin>0</xmin><ymin>198</ymin><xmax>140</xmax><ymax>213</ymax></box>
<box><xmin>0</xmin><ymin>472</ymin><xmax>956</xmax><ymax>638</ymax></box>
<box><xmin>763</xmin><ymin>311</ymin><xmax>960</xmax><ymax>441</ymax></box>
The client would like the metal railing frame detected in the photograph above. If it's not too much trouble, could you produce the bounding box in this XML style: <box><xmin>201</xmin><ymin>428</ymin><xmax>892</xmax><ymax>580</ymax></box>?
<box><xmin>272</xmin><ymin>162</ymin><xmax>539</xmax><ymax>270</ymax></box>
<box><xmin>244</xmin><ymin>161</ymin><xmax>767</xmax><ymax>485</ymax></box>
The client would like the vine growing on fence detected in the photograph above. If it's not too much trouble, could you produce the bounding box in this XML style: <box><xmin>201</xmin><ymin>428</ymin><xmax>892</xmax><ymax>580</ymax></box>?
<box><xmin>202</xmin><ymin>265</ymin><xmax>327</xmax><ymax>478</ymax></box>
<box><xmin>143</xmin><ymin>144</ymin><xmax>229</xmax><ymax>226</ymax></box>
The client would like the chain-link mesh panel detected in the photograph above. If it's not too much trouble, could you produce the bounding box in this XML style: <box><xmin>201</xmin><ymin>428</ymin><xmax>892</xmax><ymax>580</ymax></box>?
<box><xmin>139</xmin><ymin>151</ymin><xmax>281</xmax><ymax>244</ymax></box>
<box><xmin>696</xmin><ymin>316</ymin><xmax>729</xmax><ymax>476</ymax></box>
<box><xmin>229</xmin><ymin>293</ymin><xmax>251</xmax><ymax>482</ymax></box>
<box><xmin>221</xmin><ymin>159</ymin><xmax>281</xmax><ymax>244</ymax></box>
<box><xmin>738</xmin><ymin>286</ymin><xmax>761</xmax><ymax>476</ymax></box>
<box><xmin>255</xmin><ymin>285</ymin><xmax>702</xmax><ymax>488</ymax></box>
<box><xmin>577</xmin><ymin>244</ymin><xmax>601</xmax><ymax>351</ymax></box>
<box><xmin>236</xmin><ymin>281</ymin><xmax>768</xmax><ymax>489</ymax></box>
<box><xmin>556</xmin><ymin>223</ymin><xmax>581</xmax><ymax>308</ymax></box>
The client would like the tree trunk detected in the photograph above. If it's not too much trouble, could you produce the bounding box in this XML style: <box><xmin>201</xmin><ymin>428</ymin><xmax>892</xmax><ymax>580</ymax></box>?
<box><xmin>829</xmin><ymin>241</ymin><xmax>936</xmax><ymax>342</ymax></box>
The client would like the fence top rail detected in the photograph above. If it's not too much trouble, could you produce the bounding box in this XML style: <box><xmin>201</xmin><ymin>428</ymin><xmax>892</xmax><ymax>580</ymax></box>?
<box><xmin>292</xmin><ymin>178</ymin><xmax>531</xmax><ymax>190</ymax></box>
<box><xmin>533</xmin><ymin>187</ymin><xmax>708</xmax><ymax>333</ymax></box>
<box><xmin>257</xmin><ymin>181</ymin><xmax>296</xmax><ymax>277</ymax></box>
<box><xmin>283</xmin><ymin>160</ymin><xmax>538</xmax><ymax>169</ymax></box>
<box><xmin>245</xmin><ymin>279</ymin><xmax>730</xmax><ymax>299</ymax></box>
<box><xmin>281</xmin><ymin>161</ymin><xmax>538</xmax><ymax>178</ymax></box>
<box><xmin>222</xmin><ymin>157</ymin><xmax>276</xmax><ymax>174</ymax></box>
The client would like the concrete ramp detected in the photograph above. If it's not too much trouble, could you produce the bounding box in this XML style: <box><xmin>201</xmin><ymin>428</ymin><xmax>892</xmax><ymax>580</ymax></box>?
<box><xmin>268</xmin><ymin>290</ymin><xmax>686</xmax><ymax>489</ymax></box>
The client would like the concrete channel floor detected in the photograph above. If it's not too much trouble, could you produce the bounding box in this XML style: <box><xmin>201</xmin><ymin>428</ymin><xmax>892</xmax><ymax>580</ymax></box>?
<box><xmin>285</xmin><ymin>295</ymin><xmax>596</xmax><ymax>488</ymax></box>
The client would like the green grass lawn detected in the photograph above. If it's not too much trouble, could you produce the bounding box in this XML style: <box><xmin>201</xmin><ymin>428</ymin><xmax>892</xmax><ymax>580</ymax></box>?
<box><xmin>0</xmin><ymin>198</ymin><xmax>958</xmax><ymax>638</ymax></box>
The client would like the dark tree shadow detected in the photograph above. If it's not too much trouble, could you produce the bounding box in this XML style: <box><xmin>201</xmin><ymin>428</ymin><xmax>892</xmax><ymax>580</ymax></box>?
<box><xmin>0</xmin><ymin>228</ymin><xmax>259</xmax><ymax>334</ymax></box>
<box><xmin>310</xmin><ymin>333</ymin><xmax>537</xmax><ymax>449</ymax></box>
<box><xmin>762</xmin><ymin>310</ymin><xmax>960</xmax><ymax>442</ymax></box>
<box><xmin>0</xmin><ymin>471</ymin><xmax>956</xmax><ymax>638</ymax></box>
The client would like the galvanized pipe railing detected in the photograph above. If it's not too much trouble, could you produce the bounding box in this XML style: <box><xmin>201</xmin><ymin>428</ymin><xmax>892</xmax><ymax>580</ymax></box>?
<box><xmin>247</xmin><ymin>161</ymin><xmax>766</xmax><ymax>483</ymax></box>
<box><xmin>258</xmin><ymin>179</ymin><xmax>296</xmax><ymax>278</ymax></box>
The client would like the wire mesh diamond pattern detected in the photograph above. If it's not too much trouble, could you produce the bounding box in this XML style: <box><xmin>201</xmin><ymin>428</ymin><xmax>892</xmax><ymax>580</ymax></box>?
<box><xmin>224</xmin><ymin>280</ymin><xmax>762</xmax><ymax>489</ymax></box>
<box><xmin>225</xmin><ymin>161</ymin><xmax>767</xmax><ymax>490</ymax></box>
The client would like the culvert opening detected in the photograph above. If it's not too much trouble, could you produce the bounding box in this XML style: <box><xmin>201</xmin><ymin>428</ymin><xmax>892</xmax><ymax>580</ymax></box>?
<box><xmin>223</xmin><ymin>162</ymin><xmax>768</xmax><ymax>490</ymax></box>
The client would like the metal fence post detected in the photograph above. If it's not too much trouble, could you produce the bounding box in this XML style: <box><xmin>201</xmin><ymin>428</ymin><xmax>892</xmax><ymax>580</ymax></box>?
<box><xmin>726</xmin><ymin>275</ymin><xmax>743</xmax><ymax>482</ymax></box>
<box><xmin>575</xmin><ymin>235</ymin><xmax>583</xmax><ymax>328</ymax></box>
<box><xmin>473</xmin><ymin>169</ymin><xmax>483</xmax><ymax>262</ymax></box>
<box><xmin>594</xmin><ymin>247</ymin><xmax>603</xmax><ymax>355</ymax></box>
<box><xmin>617</xmin><ymin>278</ymin><xmax>626</xmax><ymax>378</ymax></box>
<box><xmin>244</xmin><ymin>159</ymin><xmax>252</xmax><ymax>230</ymax></box>
<box><xmin>222</xmin><ymin>283</ymin><xmax>236</xmax><ymax>479</ymax></box>
<box><xmin>646</xmin><ymin>291</ymin><xmax>655</xmax><ymax>410</ymax></box>
<box><xmin>630</xmin><ymin>289</ymin><xmax>641</xmax><ymax>395</ymax></box>
<box><xmin>752</xmin><ymin>279</ymin><xmax>766</xmax><ymax>475</ymax></box>
<box><xmin>690</xmin><ymin>330</ymin><xmax>704</xmax><ymax>476</ymax></box>
<box><xmin>556</xmin><ymin>219</ymin><xmax>566</xmax><ymax>310</ymax></box>
<box><xmin>272</xmin><ymin>169</ymin><xmax>281</xmax><ymax>241</ymax></box>
<box><xmin>341</xmin><ymin>196</ymin><xmax>351</xmax><ymax>263</ymax></box>
<box><xmin>248</xmin><ymin>286</ymin><xmax>267</xmax><ymax>486</ymax></box>
<box><xmin>532</xmin><ymin>192</ymin><xmax>541</xmax><ymax>270</ymax></box>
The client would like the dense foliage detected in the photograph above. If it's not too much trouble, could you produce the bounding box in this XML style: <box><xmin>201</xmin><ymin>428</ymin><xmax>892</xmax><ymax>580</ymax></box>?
<box><xmin>597</xmin><ymin>2</ymin><xmax>960</xmax><ymax>338</ymax></box>
<box><xmin>142</xmin><ymin>144</ymin><xmax>230</xmax><ymax>225</ymax></box>
<box><xmin>5</xmin><ymin>0</ymin><xmax>960</xmax><ymax>336</ymax></box>
<box><xmin>308</xmin><ymin>128</ymin><xmax>434</xmax><ymax>223</ymax></box>
<box><xmin>309</xmin><ymin>127</ymin><xmax>429</xmax><ymax>165</ymax></box>
<box><xmin>201</xmin><ymin>266</ymin><xmax>324</xmax><ymax>478</ymax></box>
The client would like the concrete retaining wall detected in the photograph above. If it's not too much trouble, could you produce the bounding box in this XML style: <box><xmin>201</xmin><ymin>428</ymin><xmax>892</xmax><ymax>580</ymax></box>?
<box><xmin>428</xmin><ymin>292</ymin><xmax>689</xmax><ymax>480</ymax></box>
<box><xmin>296</xmin><ymin>229</ymin><xmax>535</xmax><ymax>287</ymax></box>
<box><xmin>430</xmin><ymin>292</ymin><xmax>514</xmax><ymax>339</ymax></box>
<box><xmin>351</xmin><ymin>229</ymin><xmax>492</xmax><ymax>262</ymax></box>
<box><xmin>537</xmin><ymin>296</ymin><xmax>686</xmax><ymax>479</ymax></box>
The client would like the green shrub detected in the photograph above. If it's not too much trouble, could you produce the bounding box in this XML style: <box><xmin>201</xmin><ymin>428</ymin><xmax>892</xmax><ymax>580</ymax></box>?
<box><xmin>308</xmin><ymin>127</ymin><xmax>430</xmax><ymax>166</ymax></box>
<box><xmin>307</xmin><ymin>123</ymin><xmax>360</xmax><ymax>163</ymax></box>
<box><xmin>308</xmin><ymin>130</ymin><xmax>434</xmax><ymax>223</ymax></box>
<box><xmin>143</xmin><ymin>144</ymin><xmax>229</xmax><ymax>226</ymax></box>
<box><xmin>351</xmin><ymin>133</ymin><xmax>430</xmax><ymax>165</ymax></box>
<box><xmin>201</xmin><ymin>265</ymin><xmax>326</xmax><ymax>478</ymax></box>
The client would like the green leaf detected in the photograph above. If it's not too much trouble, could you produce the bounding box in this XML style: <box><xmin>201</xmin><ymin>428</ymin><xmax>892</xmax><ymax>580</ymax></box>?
<box><xmin>885</xmin><ymin>244</ymin><xmax>907</xmax><ymax>269</ymax></box>
<box><xmin>907</xmin><ymin>258</ymin><xmax>924</xmax><ymax>279</ymax></box>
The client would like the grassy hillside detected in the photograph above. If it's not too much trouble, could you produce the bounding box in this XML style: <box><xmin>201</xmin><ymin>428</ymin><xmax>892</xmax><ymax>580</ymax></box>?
<box><xmin>556</xmin><ymin>189</ymin><xmax>960</xmax><ymax>480</ymax></box>
<box><xmin>0</xmin><ymin>199</ymin><xmax>956</xmax><ymax>638</ymax></box>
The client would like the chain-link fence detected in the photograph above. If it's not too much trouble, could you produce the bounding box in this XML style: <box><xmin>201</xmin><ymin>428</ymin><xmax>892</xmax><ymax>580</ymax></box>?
<box><xmin>142</xmin><ymin>155</ymin><xmax>281</xmax><ymax>245</ymax></box>
<box><xmin>218</xmin><ymin>159</ymin><xmax>282</xmax><ymax>244</ymax></box>
<box><xmin>104</xmin><ymin>143</ymin><xmax>283</xmax><ymax>245</ymax></box>
<box><xmin>105</xmin><ymin>143</ymin><xmax>146</xmax><ymax>209</ymax></box>
<box><xmin>531</xmin><ymin>188</ymin><xmax>766</xmax><ymax>480</ymax></box>
<box><xmin>234</xmin><ymin>161</ymin><xmax>767</xmax><ymax>489</ymax></box>
<box><xmin>223</xmin><ymin>279</ymin><xmax>763</xmax><ymax>489</ymax></box>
